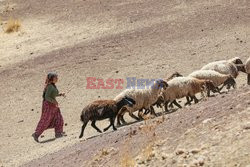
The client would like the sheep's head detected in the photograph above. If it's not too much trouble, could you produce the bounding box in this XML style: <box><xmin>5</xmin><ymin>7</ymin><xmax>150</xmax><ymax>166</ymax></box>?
<box><xmin>230</xmin><ymin>57</ymin><xmax>243</xmax><ymax>65</ymax></box>
<box><xmin>154</xmin><ymin>79</ymin><xmax>168</xmax><ymax>90</ymax></box>
<box><xmin>167</xmin><ymin>72</ymin><xmax>183</xmax><ymax>80</ymax></box>
<box><xmin>236</xmin><ymin>64</ymin><xmax>246</xmax><ymax>73</ymax></box>
<box><xmin>154</xmin><ymin>95</ymin><xmax>164</xmax><ymax>108</ymax></box>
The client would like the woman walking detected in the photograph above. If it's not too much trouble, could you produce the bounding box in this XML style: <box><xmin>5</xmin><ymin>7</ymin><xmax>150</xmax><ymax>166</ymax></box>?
<box><xmin>32</xmin><ymin>72</ymin><xmax>66</xmax><ymax>142</ymax></box>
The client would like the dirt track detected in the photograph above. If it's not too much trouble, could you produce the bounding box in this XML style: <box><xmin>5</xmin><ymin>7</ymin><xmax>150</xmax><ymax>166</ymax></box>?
<box><xmin>0</xmin><ymin>0</ymin><xmax>249</xmax><ymax>166</ymax></box>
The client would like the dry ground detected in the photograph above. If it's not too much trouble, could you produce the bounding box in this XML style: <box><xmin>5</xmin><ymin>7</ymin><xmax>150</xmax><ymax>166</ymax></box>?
<box><xmin>23</xmin><ymin>85</ymin><xmax>250</xmax><ymax>167</ymax></box>
<box><xmin>0</xmin><ymin>0</ymin><xmax>249</xmax><ymax>166</ymax></box>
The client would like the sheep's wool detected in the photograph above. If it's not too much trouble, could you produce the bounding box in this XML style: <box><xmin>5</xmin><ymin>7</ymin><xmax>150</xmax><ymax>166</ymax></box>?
<box><xmin>162</xmin><ymin>76</ymin><xmax>203</xmax><ymax>101</ymax></box>
<box><xmin>201</xmin><ymin>61</ymin><xmax>238</xmax><ymax>78</ymax></box>
<box><xmin>245</xmin><ymin>57</ymin><xmax>250</xmax><ymax>74</ymax></box>
<box><xmin>114</xmin><ymin>80</ymin><xmax>163</xmax><ymax>113</ymax></box>
<box><xmin>189</xmin><ymin>70</ymin><xmax>229</xmax><ymax>87</ymax></box>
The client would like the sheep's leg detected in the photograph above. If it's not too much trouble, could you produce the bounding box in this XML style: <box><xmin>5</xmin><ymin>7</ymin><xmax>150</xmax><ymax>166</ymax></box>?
<box><xmin>116</xmin><ymin>114</ymin><xmax>122</xmax><ymax>126</ymax></box>
<box><xmin>117</xmin><ymin>115</ymin><xmax>127</xmax><ymax>126</ymax></box>
<box><xmin>144</xmin><ymin>108</ymin><xmax>150</xmax><ymax>115</ymax></box>
<box><xmin>104</xmin><ymin>117</ymin><xmax>117</xmax><ymax>132</ymax></box>
<box><xmin>150</xmin><ymin>106</ymin><xmax>157</xmax><ymax>116</ymax></box>
<box><xmin>79</xmin><ymin>121</ymin><xmax>88</xmax><ymax>138</ymax></box>
<box><xmin>248</xmin><ymin>74</ymin><xmax>250</xmax><ymax>85</ymax></box>
<box><xmin>111</xmin><ymin>117</ymin><xmax>117</xmax><ymax>131</ymax></box>
<box><xmin>215</xmin><ymin>86</ymin><xmax>222</xmax><ymax>93</ymax></box>
<box><xmin>169</xmin><ymin>102</ymin><xmax>174</xmax><ymax>108</ymax></box>
<box><xmin>103</xmin><ymin>118</ymin><xmax>112</xmax><ymax>132</ymax></box>
<box><xmin>192</xmin><ymin>96</ymin><xmax>199</xmax><ymax>103</ymax></box>
<box><xmin>117</xmin><ymin>108</ymin><xmax>128</xmax><ymax>125</ymax></box>
<box><xmin>129</xmin><ymin>112</ymin><xmax>140</xmax><ymax>121</ymax></box>
<box><xmin>120</xmin><ymin>115</ymin><xmax>127</xmax><ymax>124</ymax></box>
<box><xmin>185</xmin><ymin>96</ymin><xmax>192</xmax><ymax>106</ymax></box>
<box><xmin>207</xmin><ymin>89</ymin><xmax>211</xmax><ymax>97</ymax></box>
<box><xmin>219</xmin><ymin>84</ymin><xmax>225</xmax><ymax>91</ymax></box>
<box><xmin>138</xmin><ymin>109</ymin><xmax>144</xmax><ymax>120</ymax></box>
<box><xmin>172</xmin><ymin>100</ymin><xmax>182</xmax><ymax>109</ymax></box>
<box><xmin>117</xmin><ymin>114</ymin><xmax>127</xmax><ymax>126</ymax></box>
<box><xmin>91</xmin><ymin>120</ymin><xmax>102</xmax><ymax>133</ymax></box>
<box><xmin>164</xmin><ymin>101</ymin><xmax>169</xmax><ymax>112</ymax></box>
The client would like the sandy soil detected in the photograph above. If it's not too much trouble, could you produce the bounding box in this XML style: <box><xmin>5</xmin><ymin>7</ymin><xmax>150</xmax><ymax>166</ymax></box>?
<box><xmin>0</xmin><ymin>0</ymin><xmax>249</xmax><ymax>166</ymax></box>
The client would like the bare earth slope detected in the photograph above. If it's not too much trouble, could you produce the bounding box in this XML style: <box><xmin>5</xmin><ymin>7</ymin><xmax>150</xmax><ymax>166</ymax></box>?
<box><xmin>0</xmin><ymin>0</ymin><xmax>249</xmax><ymax>166</ymax></box>
<box><xmin>23</xmin><ymin>87</ymin><xmax>250</xmax><ymax>167</ymax></box>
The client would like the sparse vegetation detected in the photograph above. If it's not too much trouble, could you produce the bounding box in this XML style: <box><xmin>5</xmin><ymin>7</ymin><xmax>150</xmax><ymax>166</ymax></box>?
<box><xmin>5</xmin><ymin>18</ymin><xmax>21</xmax><ymax>33</ymax></box>
<box><xmin>142</xmin><ymin>143</ymin><xmax>154</xmax><ymax>161</ymax></box>
<box><xmin>120</xmin><ymin>130</ymin><xmax>136</xmax><ymax>167</ymax></box>
<box><xmin>120</xmin><ymin>153</ymin><xmax>135</xmax><ymax>167</ymax></box>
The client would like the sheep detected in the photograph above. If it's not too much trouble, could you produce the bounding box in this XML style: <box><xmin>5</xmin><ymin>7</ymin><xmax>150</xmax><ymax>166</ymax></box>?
<box><xmin>142</xmin><ymin>72</ymin><xmax>183</xmax><ymax>115</ymax></box>
<box><xmin>245</xmin><ymin>57</ymin><xmax>250</xmax><ymax>85</ymax></box>
<box><xmin>114</xmin><ymin>79</ymin><xmax>168</xmax><ymax>125</ymax></box>
<box><xmin>79</xmin><ymin>96</ymin><xmax>136</xmax><ymax>138</ymax></box>
<box><xmin>161</xmin><ymin>76</ymin><xmax>216</xmax><ymax>112</ymax></box>
<box><xmin>151</xmin><ymin>72</ymin><xmax>183</xmax><ymax>110</ymax></box>
<box><xmin>189</xmin><ymin>70</ymin><xmax>236</xmax><ymax>96</ymax></box>
<box><xmin>201</xmin><ymin>58</ymin><xmax>245</xmax><ymax>79</ymax></box>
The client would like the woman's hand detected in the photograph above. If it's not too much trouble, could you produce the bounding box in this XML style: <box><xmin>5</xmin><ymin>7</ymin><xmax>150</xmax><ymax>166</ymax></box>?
<box><xmin>59</xmin><ymin>93</ymin><xmax>66</xmax><ymax>97</ymax></box>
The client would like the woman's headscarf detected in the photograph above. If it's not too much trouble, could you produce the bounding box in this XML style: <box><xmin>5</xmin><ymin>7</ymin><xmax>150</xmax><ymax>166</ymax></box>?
<box><xmin>43</xmin><ymin>72</ymin><xmax>58</xmax><ymax>99</ymax></box>
<box><xmin>45</xmin><ymin>72</ymin><xmax>58</xmax><ymax>85</ymax></box>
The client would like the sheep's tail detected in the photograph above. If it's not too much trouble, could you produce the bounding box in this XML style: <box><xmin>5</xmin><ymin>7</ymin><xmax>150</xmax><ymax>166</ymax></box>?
<box><xmin>80</xmin><ymin>114</ymin><xmax>84</xmax><ymax>122</ymax></box>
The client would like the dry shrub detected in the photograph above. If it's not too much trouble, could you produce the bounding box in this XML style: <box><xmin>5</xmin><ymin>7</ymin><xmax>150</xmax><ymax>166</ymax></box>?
<box><xmin>5</xmin><ymin>18</ymin><xmax>21</xmax><ymax>33</ymax></box>
<box><xmin>142</xmin><ymin>143</ymin><xmax>155</xmax><ymax>161</ymax></box>
<box><xmin>120</xmin><ymin>153</ymin><xmax>135</xmax><ymax>167</ymax></box>
<box><xmin>120</xmin><ymin>130</ymin><xmax>136</xmax><ymax>167</ymax></box>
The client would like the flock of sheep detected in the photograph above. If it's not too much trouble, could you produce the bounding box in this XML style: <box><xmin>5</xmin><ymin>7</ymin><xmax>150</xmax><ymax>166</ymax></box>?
<box><xmin>79</xmin><ymin>57</ymin><xmax>250</xmax><ymax>138</ymax></box>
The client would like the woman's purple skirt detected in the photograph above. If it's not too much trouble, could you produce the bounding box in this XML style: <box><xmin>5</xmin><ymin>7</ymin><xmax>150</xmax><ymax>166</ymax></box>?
<box><xmin>35</xmin><ymin>100</ymin><xmax>64</xmax><ymax>137</ymax></box>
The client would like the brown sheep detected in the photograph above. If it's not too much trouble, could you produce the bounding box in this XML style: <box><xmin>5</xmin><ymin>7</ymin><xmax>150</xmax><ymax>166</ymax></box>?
<box><xmin>79</xmin><ymin>96</ymin><xmax>136</xmax><ymax>138</ymax></box>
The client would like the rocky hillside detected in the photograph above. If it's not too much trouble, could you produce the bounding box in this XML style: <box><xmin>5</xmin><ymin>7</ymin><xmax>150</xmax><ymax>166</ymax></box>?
<box><xmin>23</xmin><ymin>86</ymin><xmax>250</xmax><ymax>167</ymax></box>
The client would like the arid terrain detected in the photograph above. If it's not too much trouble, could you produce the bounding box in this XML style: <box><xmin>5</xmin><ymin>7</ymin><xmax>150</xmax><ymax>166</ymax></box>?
<box><xmin>0</xmin><ymin>0</ymin><xmax>249</xmax><ymax>166</ymax></box>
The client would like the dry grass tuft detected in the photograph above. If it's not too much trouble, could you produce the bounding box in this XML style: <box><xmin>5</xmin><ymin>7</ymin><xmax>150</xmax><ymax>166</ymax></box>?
<box><xmin>120</xmin><ymin>132</ymin><xmax>136</xmax><ymax>167</ymax></box>
<box><xmin>120</xmin><ymin>154</ymin><xmax>135</xmax><ymax>167</ymax></box>
<box><xmin>142</xmin><ymin>143</ymin><xmax>155</xmax><ymax>160</ymax></box>
<box><xmin>5</xmin><ymin>18</ymin><xmax>21</xmax><ymax>33</ymax></box>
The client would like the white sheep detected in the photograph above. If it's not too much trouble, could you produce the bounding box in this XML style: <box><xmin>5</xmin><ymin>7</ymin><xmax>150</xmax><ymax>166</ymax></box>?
<box><xmin>114</xmin><ymin>79</ymin><xmax>168</xmax><ymax>125</ymax></box>
<box><xmin>161</xmin><ymin>76</ymin><xmax>216</xmax><ymax>111</ymax></box>
<box><xmin>143</xmin><ymin>72</ymin><xmax>183</xmax><ymax>115</ymax></box>
<box><xmin>189</xmin><ymin>70</ymin><xmax>236</xmax><ymax>96</ymax></box>
<box><xmin>245</xmin><ymin>57</ymin><xmax>250</xmax><ymax>85</ymax></box>
<box><xmin>201</xmin><ymin>57</ymin><xmax>245</xmax><ymax>79</ymax></box>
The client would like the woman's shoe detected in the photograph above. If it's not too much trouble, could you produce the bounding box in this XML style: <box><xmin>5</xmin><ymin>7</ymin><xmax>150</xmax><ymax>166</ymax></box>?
<box><xmin>32</xmin><ymin>133</ymin><xmax>39</xmax><ymax>143</ymax></box>
<box><xmin>55</xmin><ymin>132</ymin><xmax>67</xmax><ymax>138</ymax></box>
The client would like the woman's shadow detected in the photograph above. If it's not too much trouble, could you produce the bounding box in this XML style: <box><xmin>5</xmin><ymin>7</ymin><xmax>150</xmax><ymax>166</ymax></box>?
<box><xmin>39</xmin><ymin>138</ymin><xmax>56</xmax><ymax>143</ymax></box>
